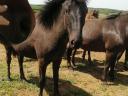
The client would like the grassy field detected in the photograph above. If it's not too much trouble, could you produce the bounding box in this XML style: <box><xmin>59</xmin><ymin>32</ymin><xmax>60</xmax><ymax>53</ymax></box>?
<box><xmin>0</xmin><ymin>43</ymin><xmax>128</xmax><ymax>96</ymax></box>
<box><xmin>0</xmin><ymin>4</ymin><xmax>128</xmax><ymax>96</ymax></box>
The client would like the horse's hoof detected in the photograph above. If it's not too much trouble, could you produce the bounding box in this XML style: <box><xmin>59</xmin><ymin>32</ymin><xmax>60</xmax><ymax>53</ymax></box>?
<box><xmin>101</xmin><ymin>81</ymin><xmax>108</xmax><ymax>85</ymax></box>
<box><xmin>107</xmin><ymin>81</ymin><xmax>115</xmax><ymax>85</ymax></box>
<box><xmin>54</xmin><ymin>93</ymin><xmax>61</xmax><ymax>96</ymax></box>
<box><xmin>87</xmin><ymin>61</ymin><xmax>93</xmax><ymax>66</ymax></box>
<box><xmin>82</xmin><ymin>60</ymin><xmax>86</xmax><ymax>64</ymax></box>
<box><xmin>20</xmin><ymin>77</ymin><xmax>27</xmax><ymax>82</ymax></box>
<box><xmin>7</xmin><ymin>77</ymin><xmax>12</xmax><ymax>81</ymax></box>
<box><xmin>68</xmin><ymin>66</ymin><xmax>75</xmax><ymax>70</ymax></box>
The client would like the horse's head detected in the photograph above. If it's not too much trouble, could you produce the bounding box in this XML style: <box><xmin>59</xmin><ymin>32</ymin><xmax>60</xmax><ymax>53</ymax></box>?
<box><xmin>62</xmin><ymin>0</ymin><xmax>87</xmax><ymax>48</ymax></box>
<box><xmin>93</xmin><ymin>10</ymin><xmax>99</xmax><ymax>18</ymax></box>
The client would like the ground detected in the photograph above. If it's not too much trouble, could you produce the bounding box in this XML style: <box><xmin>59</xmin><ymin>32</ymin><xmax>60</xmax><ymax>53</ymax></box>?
<box><xmin>0</xmin><ymin>44</ymin><xmax>128</xmax><ymax>96</ymax></box>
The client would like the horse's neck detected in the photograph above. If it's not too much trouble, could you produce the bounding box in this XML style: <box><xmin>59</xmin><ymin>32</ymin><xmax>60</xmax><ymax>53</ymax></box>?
<box><xmin>52</xmin><ymin>16</ymin><xmax>66</xmax><ymax>36</ymax></box>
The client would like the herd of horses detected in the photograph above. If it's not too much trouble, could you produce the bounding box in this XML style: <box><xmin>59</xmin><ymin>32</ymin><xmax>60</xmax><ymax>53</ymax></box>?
<box><xmin>0</xmin><ymin>0</ymin><xmax>127</xmax><ymax>96</ymax></box>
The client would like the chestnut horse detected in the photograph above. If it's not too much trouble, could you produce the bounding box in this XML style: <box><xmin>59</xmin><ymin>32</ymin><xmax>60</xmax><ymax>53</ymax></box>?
<box><xmin>67</xmin><ymin>9</ymin><xmax>99</xmax><ymax>68</ymax></box>
<box><xmin>0</xmin><ymin>0</ymin><xmax>35</xmax><ymax>80</ymax></box>
<box><xmin>1</xmin><ymin>0</ymin><xmax>87</xmax><ymax>95</ymax></box>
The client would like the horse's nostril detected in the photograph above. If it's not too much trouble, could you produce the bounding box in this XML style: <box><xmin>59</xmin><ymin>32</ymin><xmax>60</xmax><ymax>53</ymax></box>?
<box><xmin>71</xmin><ymin>40</ymin><xmax>75</xmax><ymax>45</ymax></box>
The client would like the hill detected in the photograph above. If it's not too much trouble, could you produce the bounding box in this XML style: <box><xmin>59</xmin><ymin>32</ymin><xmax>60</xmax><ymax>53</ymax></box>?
<box><xmin>31</xmin><ymin>5</ymin><xmax>123</xmax><ymax>15</ymax></box>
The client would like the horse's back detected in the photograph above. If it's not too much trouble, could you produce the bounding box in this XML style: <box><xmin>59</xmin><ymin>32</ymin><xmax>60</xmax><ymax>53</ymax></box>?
<box><xmin>0</xmin><ymin>0</ymin><xmax>35</xmax><ymax>43</ymax></box>
<box><xmin>82</xmin><ymin>19</ymin><xmax>103</xmax><ymax>41</ymax></box>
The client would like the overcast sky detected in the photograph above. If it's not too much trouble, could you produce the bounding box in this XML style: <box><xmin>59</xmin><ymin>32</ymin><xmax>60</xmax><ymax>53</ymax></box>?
<box><xmin>28</xmin><ymin>0</ymin><xmax>128</xmax><ymax>10</ymax></box>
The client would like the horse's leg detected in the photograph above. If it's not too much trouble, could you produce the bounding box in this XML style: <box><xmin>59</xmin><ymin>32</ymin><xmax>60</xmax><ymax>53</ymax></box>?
<box><xmin>82</xmin><ymin>49</ymin><xmax>86</xmax><ymax>63</ymax></box>
<box><xmin>71</xmin><ymin>48</ymin><xmax>77</xmax><ymax>67</ymax></box>
<box><xmin>116</xmin><ymin>50</ymin><xmax>124</xmax><ymax>62</ymax></box>
<box><xmin>5</xmin><ymin>47</ymin><xmax>12</xmax><ymax>80</ymax></box>
<box><xmin>102</xmin><ymin>50</ymin><xmax>117</xmax><ymax>82</ymax></box>
<box><xmin>39</xmin><ymin>58</ymin><xmax>48</xmax><ymax>96</ymax></box>
<box><xmin>88</xmin><ymin>49</ymin><xmax>92</xmax><ymax>65</ymax></box>
<box><xmin>124</xmin><ymin>49</ymin><xmax>128</xmax><ymax>70</ymax></box>
<box><xmin>17</xmin><ymin>55</ymin><xmax>26</xmax><ymax>81</ymax></box>
<box><xmin>115</xmin><ymin>50</ymin><xmax>124</xmax><ymax>71</ymax></box>
<box><xmin>66</xmin><ymin>48</ymin><xmax>73</xmax><ymax>68</ymax></box>
<box><xmin>52</xmin><ymin>58</ymin><xmax>61</xmax><ymax>96</ymax></box>
<box><xmin>108</xmin><ymin>55</ymin><xmax>117</xmax><ymax>82</ymax></box>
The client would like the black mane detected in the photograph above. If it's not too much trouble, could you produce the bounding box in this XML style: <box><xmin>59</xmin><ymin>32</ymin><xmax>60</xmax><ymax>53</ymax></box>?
<box><xmin>106</xmin><ymin>12</ymin><xmax>121</xmax><ymax>20</ymax></box>
<box><xmin>39</xmin><ymin>0</ymin><xmax>87</xmax><ymax>29</ymax></box>
<box><xmin>39</xmin><ymin>0</ymin><xmax>64</xmax><ymax>29</ymax></box>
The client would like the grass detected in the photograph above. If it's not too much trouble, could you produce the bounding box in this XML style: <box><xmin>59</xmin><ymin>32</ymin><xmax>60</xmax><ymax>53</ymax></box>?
<box><xmin>0</xmin><ymin>44</ymin><xmax>128</xmax><ymax>96</ymax></box>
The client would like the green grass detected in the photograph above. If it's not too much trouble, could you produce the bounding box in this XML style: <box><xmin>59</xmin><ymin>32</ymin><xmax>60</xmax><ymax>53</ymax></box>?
<box><xmin>0</xmin><ymin>45</ymin><xmax>128</xmax><ymax>96</ymax></box>
<box><xmin>31</xmin><ymin>5</ymin><xmax>43</xmax><ymax>12</ymax></box>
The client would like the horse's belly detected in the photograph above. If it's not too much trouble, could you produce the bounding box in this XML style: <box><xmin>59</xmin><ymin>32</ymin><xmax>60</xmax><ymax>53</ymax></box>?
<box><xmin>82</xmin><ymin>40</ymin><xmax>105</xmax><ymax>52</ymax></box>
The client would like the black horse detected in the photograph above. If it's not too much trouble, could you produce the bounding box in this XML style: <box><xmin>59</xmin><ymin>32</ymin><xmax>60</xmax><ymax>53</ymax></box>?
<box><xmin>0</xmin><ymin>0</ymin><xmax>35</xmax><ymax>80</ymax></box>
<box><xmin>1</xmin><ymin>0</ymin><xmax>88</xmax><ymax>95</ymax></box>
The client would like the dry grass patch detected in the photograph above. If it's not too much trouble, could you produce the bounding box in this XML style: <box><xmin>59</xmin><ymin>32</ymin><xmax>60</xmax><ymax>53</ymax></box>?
<box><xmin>0</xmin><ymin>44</ymin><xmax>128</xmax><ymax>96</ymax></box>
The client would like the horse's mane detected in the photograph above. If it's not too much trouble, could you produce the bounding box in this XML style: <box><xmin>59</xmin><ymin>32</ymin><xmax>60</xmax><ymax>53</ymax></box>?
<box><xmin>106</xmin><ymin>12</ymin><xmax>121</xmax><ymax>20</ymax></box>
<box><xmin>39</xmin><ymin>0</ymin><xmax>87</xmax><ymax>29</ymax></box>
<box><xmin>39</xmin><ymin>0</ymin><xmax>64</xmax><ymax>29</ymax></box>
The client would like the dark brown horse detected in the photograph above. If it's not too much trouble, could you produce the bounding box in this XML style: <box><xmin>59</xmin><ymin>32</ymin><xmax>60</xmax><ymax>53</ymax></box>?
<box><xmin>67</xmin><ymin>9</ymin><xmax>99</xmax><ymax>68</ymax></box>
<box><xmin>0</xmin><ymin>0</ymin><xmax>35</xmax><ymax>80</ymax></box>
<box><xmin>74</xmin><ymin>13</ymin><xmax>128</xmax><ymax>82</ymax></box>
<box><xmin>1</xmin><ymin>0</ymin><xmax>88</xmax><ymax>95</ymax></box>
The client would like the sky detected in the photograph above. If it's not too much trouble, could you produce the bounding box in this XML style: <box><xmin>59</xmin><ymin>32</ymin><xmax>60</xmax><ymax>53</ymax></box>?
<box><xmin>28</xmin><ymin>0</ymin><xmax>128</xmax><ymax>11</ymax></box>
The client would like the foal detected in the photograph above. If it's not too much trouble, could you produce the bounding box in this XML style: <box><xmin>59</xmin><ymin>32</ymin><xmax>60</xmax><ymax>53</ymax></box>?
<box><xmin>2</xmin><ymin>0</ymin><xmax>87</xmax><ymax>95</ymax></box>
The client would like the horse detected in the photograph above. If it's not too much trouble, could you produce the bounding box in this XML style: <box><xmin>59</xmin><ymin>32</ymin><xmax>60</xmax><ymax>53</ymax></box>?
<box><xmin>76</xmin><ymin>13</ymin><xmax>127</xmax><ymax>82</ymax></box>
<box><xmin>1</xmin><ymin>0</ymin><xmax>88</xmax><ymax>95</ymax></box>
<box><xmin>80</xmin><ymin>13</ymin><xmax>128</xmax><ymax>70</ymax></box>
<box><xmin>0</xmin><ymin>0</ymin><xmax>35</xmax><ymax>80</ymax></box>
<box><xmin>67</xmin><ymin>9</ymin><xmax>99</xmax><ymax>68</ymax></box>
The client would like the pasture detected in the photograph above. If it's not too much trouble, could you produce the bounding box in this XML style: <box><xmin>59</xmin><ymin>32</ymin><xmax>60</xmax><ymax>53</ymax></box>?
<box><xmin>0</xmin><ymin>4</ymin><xmax>128</xmax><ymax>96</ymax></box>
<box><xmin>0</xmin><ymin>44</ymin><xmax>128</xmax><ymax>96</ymax></box>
